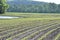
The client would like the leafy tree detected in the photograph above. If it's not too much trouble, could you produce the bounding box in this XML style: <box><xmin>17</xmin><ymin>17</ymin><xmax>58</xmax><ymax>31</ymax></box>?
<box><xmin>0</xmin><ymin>0</ymin><xmax>8</xmax><ymax>14</ymax></box>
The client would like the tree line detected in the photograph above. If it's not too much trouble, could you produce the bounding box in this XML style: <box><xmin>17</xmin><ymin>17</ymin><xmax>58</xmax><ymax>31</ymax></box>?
<box><xmin>7</xmin><ymin>2</ymin><xmax>60</xmax><ymax>13</ymax></box>
<box><xmin>0</xmin><ymin>0</ymin><xmax>60</xmax><ymax>13</ymax></box>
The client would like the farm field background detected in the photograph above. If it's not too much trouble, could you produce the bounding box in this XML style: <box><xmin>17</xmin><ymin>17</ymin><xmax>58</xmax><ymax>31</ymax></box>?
<box><xmin>0</xmin><ymin>12</ymin><xmax>60</xmax><ymax>40</ymax></box>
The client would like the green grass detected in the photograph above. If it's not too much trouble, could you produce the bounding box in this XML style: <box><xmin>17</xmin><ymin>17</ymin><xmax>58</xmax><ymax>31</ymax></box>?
<box><xmin>0</xmin><ymin>12</ymin><xmax>60</xmax><ymax>18</ymax></box>
<box><xmin>0</xmin><ymin>12</ymin><xmax>60</xmax><ymax>40</ymax></box>
<box><xmin>54</xmin><ymin>34</ymin><xmax>60</xmax><ymax>40</ymax></box>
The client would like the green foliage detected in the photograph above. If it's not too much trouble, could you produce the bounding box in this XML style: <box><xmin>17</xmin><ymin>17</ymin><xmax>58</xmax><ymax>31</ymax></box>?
<box><xmin>0</xmin><ymin>0</ymin><xmax>8</xmax><ymax>14</ymax></box>
<box><xmin>7</xmin><ymin>0</ymin><xmax>60</xmax><ymax>13</ymax></box>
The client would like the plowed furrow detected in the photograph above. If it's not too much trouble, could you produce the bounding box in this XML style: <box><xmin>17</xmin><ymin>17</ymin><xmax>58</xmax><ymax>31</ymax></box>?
<box><xmin>42</xmin><ymin>28</ymin><xmax>60</xmax><ymax>40</ymax></box>
<box><xmin>38</xmin><ymin>27</ymin><xmax>60</xmax><ymax>40</ymax></box>
<box><xmin>0</xmin><ymin>26</ymin><xmax>36</xmax><ymax>40</ymax></box>
<box><xmin>21</xmin><ymin>23</ymin><xmax>60</xmax><ymax>40</ymax></box>
<box><xmin>7</xmin><ymin>22</ymin><xmax>58</xmax><ymax>40</ymax></box>
<box><xmin>0</xmin><ymin>26</ymin><xmax>33</xmax><ymax>36</ymax></box>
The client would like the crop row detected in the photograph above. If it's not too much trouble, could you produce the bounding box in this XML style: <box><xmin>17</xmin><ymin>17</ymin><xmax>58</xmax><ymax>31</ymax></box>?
<box><xmin>6</xmin><ymin>20</ymin><xmax>60</xmax><ymax>40</ymax></box>
<box><xmin>0</xmin><ymin>19</ymin><xmax>60</xmax><ymax>40</ymax></box>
